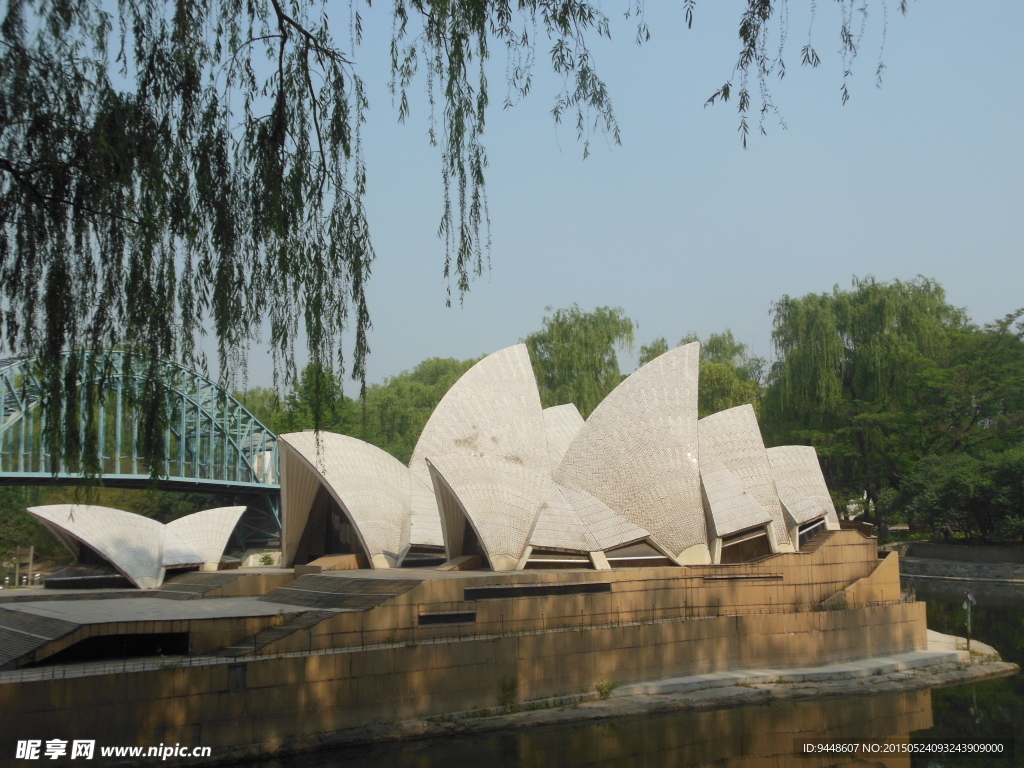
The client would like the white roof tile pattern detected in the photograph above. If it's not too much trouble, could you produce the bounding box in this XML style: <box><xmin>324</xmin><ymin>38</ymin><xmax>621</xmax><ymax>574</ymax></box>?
<box><xmin>698</xmin><ymin>453</ymin><xmax>773</xmax><ymax>539</ymax></box>
<box><xmin>409</xmin><ymin>474</ymin><xmax>445</xmax><ymax>547</ymax></box>
<box><xmin>408</xmin><ymin>344</ymin><xmax>548</xmax><ymax>547</ymax></box>
<box><xmin>279</xmin><ymin>432</ymin><xmax>412</xmax><ymax>567</ymax></box>
<box><xmin>164</xmin><ymin>507</ymin><xmax>245</xmax><ymax>567</ymax></box>
<box><xmin>553</xmin><ymin>343</ymin><xmax>707</xmax><ymax>561</ymax></box>
<box><xmin>427</xmin><ymin>455</ymin><xmax>547</xmax><ymax>570</ymax></box>
<box><xmin>697</xmin><ymin>404</ymin><xmax>792</xmax><ymax>549</ymax></box>
<box><xmin>26</xmin><ymin>505</ymin><xmax>165</xmax><ymax>589</ymax></box>
<box><xmin>766</xmin><ymin>445</ymin><xmax>841</xmax><ymax>527</ymax></box>
<box><xmin>542</xmin><ymin>404</ymin><xmax>585</xmax><ymax>472</ymax></box>
<box><xmin>530</xmin><ymin>483</ymin><xmax>650</xmax><ymax>553</ymax></box>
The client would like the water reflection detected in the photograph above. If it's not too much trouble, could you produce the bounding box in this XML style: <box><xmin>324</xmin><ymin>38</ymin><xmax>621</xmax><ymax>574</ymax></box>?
<box><xmin>258</xmin><ymin>692</ymin><xmax>931</xmax><ymax>768</ymax></box>
<box><xmin>245</xmin><ymin>581</ymin><xmax>1024</xmax><ymax>768</ymax></box>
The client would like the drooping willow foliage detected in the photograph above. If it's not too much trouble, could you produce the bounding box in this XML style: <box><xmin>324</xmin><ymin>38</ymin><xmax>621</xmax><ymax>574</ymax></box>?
<box><xmin>0</xmin><ymin>0</ymin><xmax>906</xmax><ymax>478</ymax></box>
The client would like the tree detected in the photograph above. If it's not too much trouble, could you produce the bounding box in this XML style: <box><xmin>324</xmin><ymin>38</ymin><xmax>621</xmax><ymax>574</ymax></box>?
<box><xmin>0</xmin><ymin>0</ymin><xmax>910</xmax><ymax>478</ymax></box>
<box><xmin>524</xmin><ymin>305</ymin><xmax>635</xmax><ymax>418</ymax></box>
<box><xmin>762</xmin><ymin>276</ymin><xmax>1024</xmax><ymax>537</ymax></box>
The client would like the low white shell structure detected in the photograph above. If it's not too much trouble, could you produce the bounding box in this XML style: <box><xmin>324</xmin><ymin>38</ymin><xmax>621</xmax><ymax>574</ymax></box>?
<box><xmin>279</xmin><ymin>431</ymin><xmax>412</xmax><ymax>568</ymax></box>
<box><xmin>408</xmin><ymin>344</ymin><xmax>548</xmax><ymax>547</ymax></box>
<box><xmin>427</xmin><ymin>455</ymin><xmax>548</xmax><ymax>571</ymax></box>
<box><xmin>529</xmin><ymin>483</ymin><xmax>650</xmax><ymax>554</ymax></box>
<box><xmin>553</xmin><ymin>343</ymin><xmax>709</xmax><ymax>564</ymax></box>
<box><xmin>28</xmin><ymin>505</ymin><xmax>166</xmax><ymax>588</ymax></box>
<box><xmin>697</xmin><ymin>404</ymin><xmax>793</xmax><ymax>552</ymax></box>
<box><xmin>542</xmin><ymin>404</ymin><xmax>585</xmax><ymax>471</ymax></box>
<box><xmin>766</xmin><ymin>446</ymin><xmax>842</xmax><ymax>529</ymax></box>
<box><xmin>164</xmin><ymin>507</ymin><xmax>246</xmax><ymax>569</ymax></box>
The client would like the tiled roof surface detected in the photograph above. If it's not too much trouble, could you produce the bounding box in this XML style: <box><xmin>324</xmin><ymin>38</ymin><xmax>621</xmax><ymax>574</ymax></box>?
<box><xmin>408</xmin><ymin>344</ymin><xmax>547</xmax><ymax>547</ymax></box>
<box><xmin>164</xmin><ymin>507</ymin><xmax>245</xmax><ymax>567</ymax></box>
<box><xmin>428</xmin><ymin>454</ymin><xmax>548</xmax><ymax>569</ymax></box>
<box><xmin>698</xmin><ymin>405</ymin><xmax>791</xmax><ymax>548</ymax></box>
<box><xmin>279</xmin><ymin>432</ymin><xmax>412</xmax><ymax>566</ymax></box>
<box><xmin>27</xmin><ymin>505</ymin><xmax>165</xmax><ymax>589</ymax></box>
<box><xmin>553</xmin><ymin>343</ymin><xmax>706</xmax><ymax>560</ymax></box>
<box><xmin>766</xmin><ymin>445</ymin><xmax>841</xmax><ymax>527</ymax></box>
<box><xmin>542</xmin><ymin>404</ymin><xmax>584</xmax><ymax>472</ymax></box>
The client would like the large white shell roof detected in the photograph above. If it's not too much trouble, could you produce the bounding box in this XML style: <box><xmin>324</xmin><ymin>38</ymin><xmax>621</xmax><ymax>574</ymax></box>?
<box><xmin>408</xmin><ymin>344</ymin><xmax>547</xmax><ymax>547</ymax></box>
<box><xmin>553</xmin><ymin>342</ymin><xmax>707</xmax><ymax>561</ymax></box>
<box><xmin>542</xmin><ymin>404</ymin><xmax>585</xmax><ymax>472</ymax></box>
<box><xmin>278</xmin><ymin>431</ymin><xmax>412</xmax><ymax>566</ymax></box>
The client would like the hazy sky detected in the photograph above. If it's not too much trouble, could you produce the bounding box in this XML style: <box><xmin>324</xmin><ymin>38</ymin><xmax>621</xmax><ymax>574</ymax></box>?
<box><xmin>243</xmin><ymin>1</ymin><xmax>1023</xmax><ymax>392</ymax></box>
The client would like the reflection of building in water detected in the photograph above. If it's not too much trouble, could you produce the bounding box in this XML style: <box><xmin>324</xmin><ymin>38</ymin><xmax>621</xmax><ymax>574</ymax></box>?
<box><xmin>5</xmin><ymin>343</ymin><xmax>928</xmax><ymax>759</ymax></box>
<box><xmin>273</xmin><ymin>689</ymin><xmax>932</xmax><ymax>768</ymax></box>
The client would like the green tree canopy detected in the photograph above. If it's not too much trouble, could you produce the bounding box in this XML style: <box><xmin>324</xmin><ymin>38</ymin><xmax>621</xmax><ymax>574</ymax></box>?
<box><xmin>524</xmin><ymin>305</ymin><xmax>635</xmax><ymax>418</ymax></box>
<box><xmin>1</xmin><ymin>0</ymin><xmax>910</xmax><ymax>480</ymax></box>
<box><xmin>762</xmin><ymin>276</ymin><xmax>1024</xmax><ymax>536</ymax></box>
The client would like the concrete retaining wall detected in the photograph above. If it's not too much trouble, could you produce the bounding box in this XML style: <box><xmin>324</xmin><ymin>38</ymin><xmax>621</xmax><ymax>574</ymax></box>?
<box><xmin>0</xmin><ymin>602</ymin><xmax>926</xmax><ymax>757</ymax></box>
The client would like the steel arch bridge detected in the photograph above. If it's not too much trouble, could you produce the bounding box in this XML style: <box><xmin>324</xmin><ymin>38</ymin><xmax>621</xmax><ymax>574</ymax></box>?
<box><xmin>0</xmin><ymin>351</ymin><xmax>280</xmax><ymax>542</ymax></box>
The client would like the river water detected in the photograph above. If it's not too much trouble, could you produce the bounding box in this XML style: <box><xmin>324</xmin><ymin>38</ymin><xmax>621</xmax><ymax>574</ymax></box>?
<box><xmin>249</xmin><ymin>581</ymin><xmax>1024</xmax><ymax>768</ymax></box>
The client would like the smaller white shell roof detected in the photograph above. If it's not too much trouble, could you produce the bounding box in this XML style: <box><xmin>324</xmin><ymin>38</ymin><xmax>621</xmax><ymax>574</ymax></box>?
<box><xmin>766</xmin><ymin>445</ymin><xmax>841</xmax><ymax>527</ymax></box>
<box><xmin>427</xmin><ymin>454</ymin><xmax>547</xmax><ymax>570</ymax></box>
<box><xmin>530</xmin><ymin>484</ymin><xmax>650</xmax><ymax>554</ymax></box>
<box><xmin>698</xmin><ymin>404</ymin><xmax>791</xmax><ymax>548</ymax></box>
<box><xmin>27</xmin><ymin>505</ymin><xmax>164</xmax><ymax>589</ymax></box>
<box><xmin>164</xmin><ymin>506</ymin><xmax>246</xmax><ymax>567</ymax></box>
<box><xmin>699</xmin><ymin>453</ymin><xmax>773</xmax><ymax>539</ymax></box>
<box><xmin>279</xmin><ymin>432</ymin><xmax>412</xmax><ymax>566</ymax></box>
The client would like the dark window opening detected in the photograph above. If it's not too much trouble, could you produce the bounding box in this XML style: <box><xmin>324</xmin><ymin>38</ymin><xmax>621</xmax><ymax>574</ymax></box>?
<box><xmin>30</xmin><ymin>632</ymin><xmax>190</xmax><ymax>666</ymax></box>
<box><xmin>605</xmin><ymin>541</ymin><xmax>674</xmax><ymax>568</ymax></box>
<box><xmin>401</xmin><ymin>546</ymin><xmax>448</xmax><ymax>568</ymax></box>
<box><xmin>418</xmin><ymin>611</ymin><xmax>477</xmax><ymax>626</ymax></box>
<box><xmin>799</xmin><ymin>518</ymin><xmax>826</xmax><ymax>548</ymax></box>
<box><xmin>465</xmin><ymin>582</ymin><xmax>612</xmax><ymax>601</ymax></box>
<box><xmin>720</xmin><ymin>527</ymin><xmax>772</xmax><ymax>564</ymax></box>
<box><xmin>294</xmin><ymin>485</ymin><xmax>368</xmax><ymax>566</ymax></box>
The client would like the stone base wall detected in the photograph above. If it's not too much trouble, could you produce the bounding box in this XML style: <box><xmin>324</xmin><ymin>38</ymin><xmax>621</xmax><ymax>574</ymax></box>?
<box><xmin>1</xmin><ymin>602</ymin><xmax>926</xmax><ymax>757</ymax></box>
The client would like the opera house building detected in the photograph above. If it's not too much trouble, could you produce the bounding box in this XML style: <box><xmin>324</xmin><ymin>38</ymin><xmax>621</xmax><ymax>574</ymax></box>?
<box><xmin>1</xmin><ymin>343</ymin><xmax>927</xmax><ymax>758</ymax></box>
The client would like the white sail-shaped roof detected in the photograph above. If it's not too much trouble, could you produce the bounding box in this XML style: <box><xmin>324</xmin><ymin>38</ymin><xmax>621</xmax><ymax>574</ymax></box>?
<box><xmin>408</xmin><ymin>344</ymin><xmax>548</xmax><ymax>547</ymax></box>
<box><xmin>697</xmin><ymin>405</ymin><xmax>792</xmax><ymax>550</ymax></box>
<box><xmin>530</xmin><ymin>483</ymin><xmax>650</xmax><ymax>554</ymax></box>
<box><xmin>278</xmin><ymin>432</ymin><xmax>412</xmax><ymax>568</ymax></box>
<box><xmin>164</xmin><ymin>507</ymin><xmax>246</xmax><ymax>568</ymax></box>
<box><xmin>26</xmin><ymin>505</ymin><xmax>166</xmax><ymax>588</ymax></box>
<box><xmin>542</xmin><ymin>404</ymin><xmax>585</xmax><ymax>472</ymax></box>
<box><xmin>766</xmin><ymin>445</ymin><xmax>841</xmax><ymax>528</ymax></box>
<box><xmin>553</xmin><ymin>343</ymin><xmax>709</xmax><ymax>563</ymax></box>
<box><xmin>699</xmin><ymin>451</ymin><xmax>773</xmax><ymax>540</ymax></box>
<box><xmin>427</xmin><ymin>455</ymin><xmax>547</xmax><ymax>571</ymax></box>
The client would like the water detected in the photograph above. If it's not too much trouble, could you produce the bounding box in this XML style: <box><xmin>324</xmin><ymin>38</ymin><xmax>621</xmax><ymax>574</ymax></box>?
<box><xmin>245</xmin><ymin>582</ymin><xmax>1024</xmax><ymax>768</ymax></box>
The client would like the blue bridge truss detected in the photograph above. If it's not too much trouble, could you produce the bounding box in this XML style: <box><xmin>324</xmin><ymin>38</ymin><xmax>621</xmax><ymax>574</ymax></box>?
<box><xmin>0</xmin><ymin>352</ymin><xmax>280</xmax><ymax>544</ymax></box>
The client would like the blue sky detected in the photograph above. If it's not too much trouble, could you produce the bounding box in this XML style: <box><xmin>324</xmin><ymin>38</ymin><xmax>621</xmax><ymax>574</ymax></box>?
<box><xmin>244</xmin><ymin>1</ymin><xmax>1023</xmax><ymax>391</ymax></box>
